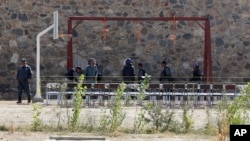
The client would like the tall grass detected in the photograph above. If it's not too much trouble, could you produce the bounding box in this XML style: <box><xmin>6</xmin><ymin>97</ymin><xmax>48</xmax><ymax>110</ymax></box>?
<box><xmin>214</xmin><ymin>82</ymin><xmax>250</xmax><ymax>141</ymax></box>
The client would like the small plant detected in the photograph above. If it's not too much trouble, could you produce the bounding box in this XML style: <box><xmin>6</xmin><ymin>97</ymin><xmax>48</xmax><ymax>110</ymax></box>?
<box><xmin>99</xmin><ymin>108</ymin><xmax>111</xmax><ymax>132</ymax></box>
<box><xmin>134</xmin><ymin>97</ymin><xmax>187</xmax><ymax>134</ymax></box>
<box><xmin>99</xmin><ymin>82</ymin><xmax>126</xmax><ymax>132</ymax></box>
<box><xmin>124</xmin><ymin>94</ymin><xmax>131</xmax><ymax>106</ymax></box>
<box><xmin>70</xmin><ymin>74</ymin><xmax>86</xmax><ymax>131</ymax></box>
<box><xmin>60</xmin><ymin>81</ymin><xmax>73</xmax><ymax>129</ymax></box>
<box><xmin>31</xmin><ymin>104</ymin><xmax>42</xmax><ymax>131</ymax></box>
<box><xmin>53</xmin><ymin>108</ymin><xmax>65</xmax><ymax>131</ymax></box>
<box><xmin>204</xmin><ymin>108</ymin><xmax>216</xmax><ymax>135</ymax></box>
<box><xmin>137</xmin><ymin>74</ymin><xmax>150</xmax><ymax>105</ymax></box>
<box><xmin>216</xmin><ymin>111</ymin><xmax>229</xmax><ymax>141</ymax></box>
<box><xmin>135</xmin><ymin>107</ymin><xmax>147</xmax><ymax>132</ymax></box>
<box><xmin>0</xmin><ymin>124</ymin><xmax>8</xmax><ymax>131</ymax></box>
<box><xmin>8</xmin><ymin>121</ymin><xmax>15</xmax><ymax>134</ymax></box>
<box><xmin>139</xmin><ymin>102</ymin><xmax>178</xmax><ymax>132</ymax></box>
<box><xmin>180</xmin><ymin>105</ymin><xmax>194</xmax><ymax>133</ymax></box>
<box><xmin>80</xmin><ymin>113</ymin><xmax>97</xmax><ymax>132</ymax></box>
<box><xmin>160</xmin><ymin>109</ymin><xmax>179</xmax><ymax>133</ymax></box>
<box><xmin>144</xmin><ymin>102</ymin><xmax>162</xmax><ymax>131</ymax></box>
<box><xmin>110</xmin><ymin>82</ymin><xmax>126</xmax><ymax>131</ymax></box>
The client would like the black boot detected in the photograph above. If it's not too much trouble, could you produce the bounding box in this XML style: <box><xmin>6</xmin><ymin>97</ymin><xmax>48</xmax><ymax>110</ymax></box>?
<box><xmin>17</xmin><ymin>97</ymin><xmax>22</xmax><ymax>104</ymax></box>
<box><xmin>17</xmin><ymin>100</ymin><xmax>22</xmax><ymax>104</ymax></box>
<box><xmin>28</xmin><ymin>97</ymin><xmax>31</xmax><ymax>104</ymax></box>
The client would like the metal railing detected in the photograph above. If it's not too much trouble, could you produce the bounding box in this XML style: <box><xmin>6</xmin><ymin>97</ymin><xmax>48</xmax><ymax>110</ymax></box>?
<box><xmin>42</xmin><ymin>77</ymin><xmax>247</xmax><ymax>108</ymax></box>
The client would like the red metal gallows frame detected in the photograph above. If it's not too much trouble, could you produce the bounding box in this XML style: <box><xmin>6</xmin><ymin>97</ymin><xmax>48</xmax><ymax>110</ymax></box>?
<box><xmin>67</xmin><ymin>16</ymin><xmax>213</xmax><ymax>83</ymax></box>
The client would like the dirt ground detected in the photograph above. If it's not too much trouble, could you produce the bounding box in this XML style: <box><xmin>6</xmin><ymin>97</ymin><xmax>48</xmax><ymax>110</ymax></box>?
<box><xmin>0</xmin><ymin>100</ymin><xmax>215</xmax><ymax>141</ymax></box>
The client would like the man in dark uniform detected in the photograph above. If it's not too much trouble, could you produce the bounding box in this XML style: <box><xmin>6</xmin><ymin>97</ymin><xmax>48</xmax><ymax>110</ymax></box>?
<box><xmin>159</xmin><ymin>61</ymin><xmax>172</xmax><ymax>83</ymax></box>
<box><xmin>122</xmin><ymin>58</ymin><xmax>135</xmax><ymax>84</ymax></box>
<box><xmin>16</xmin><ymin>58</ymin><xmax>33</xmax><ymax>104</ymax></box>
<box><xmin>190</xmin><ymin>62</ymin><xmax>202</xmax><ymax>83</ymax></box>
<box><xmin>137</xmin><ymin>63</ymin><xmax>146</xmax><ymax>84</ymax></box>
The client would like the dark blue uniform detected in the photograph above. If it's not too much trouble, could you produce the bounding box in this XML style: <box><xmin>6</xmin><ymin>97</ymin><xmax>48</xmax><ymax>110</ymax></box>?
<box><xmin>138</xmin><ymin>68</ymin><xmax>146</xmax><ymax>84</ymax></box>
<box><xmin>16</xmin><ymin>62</ymin><xmax>32</xmax><ymax>103</ymax></box>
<box><xmin>122</xmin><ymin>58</ymin><xmax>135</xmax><ymax>84</ymax></box>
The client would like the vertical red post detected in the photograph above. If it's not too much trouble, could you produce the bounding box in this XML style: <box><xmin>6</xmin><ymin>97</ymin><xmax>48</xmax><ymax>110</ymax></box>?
<box><xmin>207</xmin><ymin>20</ymin><xmax>213</xmax><ymax>83</ymax></box>
<box><xmin>67</xmin><ymin>18</ymin><xmax>73</xmax><ymax>70</ymax></box>
<box><xmin>204</xmin><ymin>19</ymin><xmax>213</xmax><ymax>83</ymax></box>
<box><xmin>203</xmin><ymin>26</ymin><xmax>208</xmax><ymax>83</ymax></box>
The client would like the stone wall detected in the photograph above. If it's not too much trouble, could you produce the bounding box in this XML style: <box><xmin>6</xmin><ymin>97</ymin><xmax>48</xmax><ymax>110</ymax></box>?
<box><xmin>0</xmin><ymin>0</ymin><xmax>249</xmax><ymax>99</ymax></box>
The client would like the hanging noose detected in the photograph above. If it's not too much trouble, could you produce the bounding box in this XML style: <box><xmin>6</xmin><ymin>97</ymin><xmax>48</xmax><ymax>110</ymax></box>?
<box><xmin>170</xmin><ymin>16</ymin><xmax>177</xmax><ymax>45</ymax></box>
<box><xmin>102</xmin><ymin>17</ymin><xmax>108</xmax><ymax>44</ymax></box>
<box><xmin>136</xmin><ymin>18</ymin><xmax>141</xmax><ymax>43</ymax></box>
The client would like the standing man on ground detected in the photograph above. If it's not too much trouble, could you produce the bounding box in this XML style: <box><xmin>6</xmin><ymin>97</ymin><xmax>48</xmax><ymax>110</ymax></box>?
<box><xmin>16</xmin><ymin>58</ymin><xmax>33</xmax><ymax>104</ymax></box>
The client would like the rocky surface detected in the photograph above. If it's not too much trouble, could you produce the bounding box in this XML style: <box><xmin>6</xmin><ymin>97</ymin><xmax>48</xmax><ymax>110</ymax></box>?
<box><xmin>0</xmin><ymin>0</ymin><xmax>249</xmax><ymax>99</ymax></box>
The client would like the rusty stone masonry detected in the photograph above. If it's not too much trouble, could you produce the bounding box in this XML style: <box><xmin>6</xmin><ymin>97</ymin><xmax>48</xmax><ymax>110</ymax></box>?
<box><xmin>0</xmin><ymin>0</ymin><xmax>249</xmax><ymax>99</ymax></box>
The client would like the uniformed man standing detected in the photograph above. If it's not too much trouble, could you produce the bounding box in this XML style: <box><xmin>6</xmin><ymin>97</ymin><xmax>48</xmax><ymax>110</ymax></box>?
<box><xmin>16</xmin><ymin>58</ymin><xmax>33</xmax><ymax>104</ymax></box>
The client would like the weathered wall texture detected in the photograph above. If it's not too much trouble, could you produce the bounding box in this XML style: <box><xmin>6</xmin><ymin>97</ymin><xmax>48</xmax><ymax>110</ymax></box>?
<box><xmin>0</xmin><ymin>0</ymin><xmax>249</xmax><ymax>98</ymax></box>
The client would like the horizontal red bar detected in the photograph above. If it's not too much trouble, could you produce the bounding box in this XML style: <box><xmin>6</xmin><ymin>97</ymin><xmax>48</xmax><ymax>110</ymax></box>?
<box><xmin>69</xmin><ymin>16</ymin><xmax>208</xmax><ymax>21</ymax></box>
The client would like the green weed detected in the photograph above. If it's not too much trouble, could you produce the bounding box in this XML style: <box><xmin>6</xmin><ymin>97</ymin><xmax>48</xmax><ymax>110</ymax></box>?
<box><xmin>180</xmin><ymin>106</ymin><xmax>194</xmax><ymax>133</ymax></box>
<box><xmin>99</xmin><ymin>82</ymin><xmax>126</xmax><ymax>133</ymax></box>
<box><xmin>31</xmin><ymin>104</ymin><xmax>42</xmax><ymax>131</ymax></box>
<box><xmin>70</xmin><ymin>74</ymin><xmax>86</xmax><ymax>131</ymax></box>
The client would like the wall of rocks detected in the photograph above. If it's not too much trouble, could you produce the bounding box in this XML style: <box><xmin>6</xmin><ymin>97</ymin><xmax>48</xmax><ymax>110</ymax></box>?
<box><xmin>0</xmin><ymin>0</ymin><xmax>249</xmax><ymax>99</ymax></box>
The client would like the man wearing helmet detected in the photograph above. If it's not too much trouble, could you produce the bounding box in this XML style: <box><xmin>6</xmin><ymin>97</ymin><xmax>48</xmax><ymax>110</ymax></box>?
<box><xmin>190</xmin><ymin>62</ymin><xmax>202</xmax><ymax>82</ymax></box>
<box><xmin>122</xmin><ymin>58</ymin><xmax>135</xmax><ymax>84</ymax></box>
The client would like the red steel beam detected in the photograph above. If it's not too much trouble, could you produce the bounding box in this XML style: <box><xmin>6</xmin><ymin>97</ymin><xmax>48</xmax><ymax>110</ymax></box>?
<box><xmin>67</xmin><ymin>16</ymin><xmax>213</xmax><ymax>83</ymax></box>
<box><xmin>195</xmin><ymin>21</ymin><xmax>205</xmax><ymax>30</ymax></box>
<box><xmin>205</xmin><ymin>20</ymin><xmax>213</xmax><ymax>83</ymax></box>
<box><xmin>72</xmin><ymin>21</ymin><xmax>83</xmax><ymax>30</ymax></box>
<box><xmin>69</xmin><ymin>16</ymin><xmax>208</xmax><ymax>21</ymax></box>
<box><xmin>67</xmin><ymin>19</ymin><xmax>73</xmax><ymax>70</ymax></box>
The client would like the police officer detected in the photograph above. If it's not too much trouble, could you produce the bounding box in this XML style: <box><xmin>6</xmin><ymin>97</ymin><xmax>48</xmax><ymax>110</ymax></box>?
<box><xmin>122</xmin><ymin>58</ymin><xmax>136</xmax><ymax>84</ymax></box>
<box><xmin>16</xmin><ymin>58</ymin><xmax>33</xmax><ymax>104</ymax></box>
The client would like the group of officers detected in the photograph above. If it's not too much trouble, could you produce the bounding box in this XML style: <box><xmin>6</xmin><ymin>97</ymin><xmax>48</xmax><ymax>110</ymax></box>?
<box><xmin>122</xmin><ymin>58</ymin><xmax>202</xmax><ymax>84</ymax></box>
<box><xmin>15</xmin><ymin>57</ymin><xmax>202</xmax><ymax>104</ymax></box>
<box><xmin>67</xmin><ymin>57</ymin><xmax>202</xmax><ymax>84</ymax></box>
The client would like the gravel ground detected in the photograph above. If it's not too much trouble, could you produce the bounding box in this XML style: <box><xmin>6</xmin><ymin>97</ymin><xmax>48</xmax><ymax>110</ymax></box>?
<box><xmin>0</xmin><ymin>101</ymin><xmax>215</xmax><ymax>141</ymax></box>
